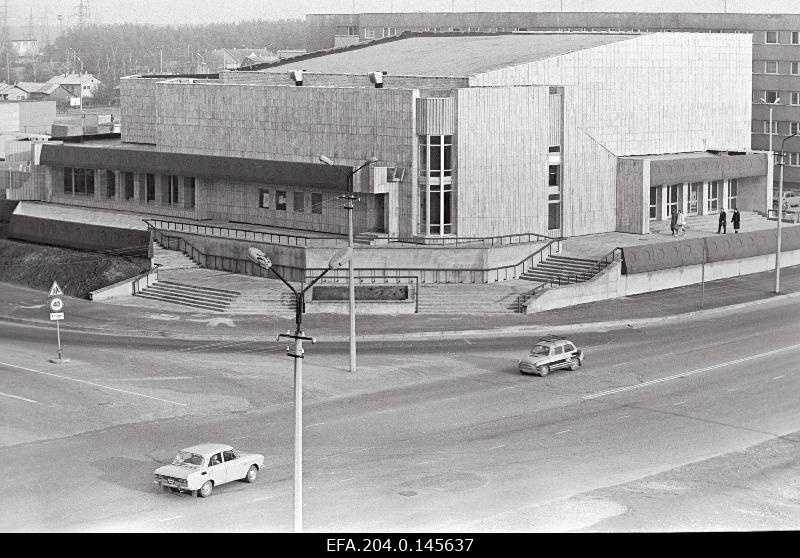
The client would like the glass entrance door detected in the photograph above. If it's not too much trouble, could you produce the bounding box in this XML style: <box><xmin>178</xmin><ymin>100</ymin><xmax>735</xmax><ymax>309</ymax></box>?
<box><xmin>649</xmin><ymin>186</ymin><xmax>661</xmax><ymax>220</ymax></box>
<box><xmin>708</xmin><ymin>180</ymin><xmax>720</xmax><ymax>213</ymax></box>
<box><xmin>666</xmin><ymin>184</ymin><xmax>681</xmax><ymax>218</ymax></box>
<box><xmin>688</xmin><ymin>182</ymin><xmax>701</xmax><ymax>215</ymax></box>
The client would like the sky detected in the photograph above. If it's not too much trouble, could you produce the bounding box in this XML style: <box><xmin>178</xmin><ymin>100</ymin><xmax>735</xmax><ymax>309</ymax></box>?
<box><xmin>9</xmin><ymin>0</ymin><xmax>800</xmax><ymax>28</ymax></box>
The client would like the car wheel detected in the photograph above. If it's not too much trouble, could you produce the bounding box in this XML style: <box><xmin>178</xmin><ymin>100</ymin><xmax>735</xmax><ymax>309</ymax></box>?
<box><xmin>244</xmin><ymin>465</ymin><xmax>258</xmax><ymax>483</ymax></box>
<box><xmin>198</xmin><ymin>481</ymin><xmax>213</xmax><ymax>498</ymax></box>
<box><xmin>568</xmin><ymin>358</ymin><xmax>578</xmax><ymax>371</ymax></box>
<box><xmin>538</xmin><ymin>365</ymin><xmax>550</xmax><ymax>377</ymax></box>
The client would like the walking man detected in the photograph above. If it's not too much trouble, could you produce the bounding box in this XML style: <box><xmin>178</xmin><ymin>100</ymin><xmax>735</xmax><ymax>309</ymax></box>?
<box><xmin>731</xmin><ymin>207</ymin><xmax>741</xmax><ymax>233</ymax></box>
<box><xmin>677</xmin><ymin>209</ymin><xmax>686</xmax><ymax>235</ymax></box>
<box><xmin>670</xmin><ymin>209</ymin><xmax>678</xmax><ymax>235</ymax></box>
<box><xmin>717</xmin><ymin>208</ymin><xmax>727</xmax><ymax>234</ymax></box>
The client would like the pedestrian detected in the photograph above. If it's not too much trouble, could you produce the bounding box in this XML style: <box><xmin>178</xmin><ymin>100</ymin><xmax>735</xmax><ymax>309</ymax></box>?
<box><xmin>677</xmin><ymin>209</ymin><xmax>686</xmax><ymax>235</ymax></box>
<box><xmin>717</xmin><ymin>208</ymin><xmax>727</xmax><ymax>234</ymax></box>
<box><xmin>670</xmin><ymin>209</ymin><xmax>678</xmax><ymax>235</ymax></box>
<box><xmin>731</xmin><ymin>207</ymin><xmax>740</xmax><ymax>233</ymax></box>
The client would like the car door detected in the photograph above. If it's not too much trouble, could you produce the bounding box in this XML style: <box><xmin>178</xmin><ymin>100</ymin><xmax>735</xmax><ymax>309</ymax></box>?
<box><xmin>207</xmin><ymin>452</ymin><xmax>227</xmax><ymax>486</ymax></box>
<box><xmin>551</xmin><ymin>345</ymin><xmax>565</xmax><ymax>369</ymax></box>
<box><xmin>223</xmin><ymin>449</ymin><xmax>245</xmax><ymax>480</ymax></box>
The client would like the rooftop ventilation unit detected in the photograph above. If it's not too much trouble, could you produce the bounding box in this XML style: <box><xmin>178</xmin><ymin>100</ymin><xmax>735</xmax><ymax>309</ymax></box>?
<box><xmin>368</xmin><ymin>71</ymin><xmax>384</xmax><ymax>88</ymax></box>
<box><xmin>290</xmin><ymin>69</ymin><xmax>303</xmax><ymax>86</ymax></box>
<box><xmin>386</xmin><ymin>167</ymin><xmax>405</xmax><ymax>182</ymax></box>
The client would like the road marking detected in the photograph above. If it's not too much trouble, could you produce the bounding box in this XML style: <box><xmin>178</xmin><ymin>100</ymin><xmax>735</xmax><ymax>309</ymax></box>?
<box><xmin>556</xmin><ymin>429</ymin><xmax>572</xmax><ymax>435</ymax></box>
<box><xmin>463</xmin><ymin>338</ymin><xmax>472</xmax><ymax>345</ymax></box>
<box><xmin>0</xmin><ymin>360</ymin><xmax>188</xmax><ymax>407</ymax></box>
<box><xmin>617</xmin><ymin>415</ymin><xmax>631</xmax><ymax>420</ymax></box>
<box><xmin>99</xmin><ymin>376</ymin><xmax>196</xmax><ymax>382</ymax></box>
<box><xmin>773</xmin><ymin>375</ymin><xmax>785</xmax><ymax>380</ymax></box>
<box><xmin>339</xmin><ymin>478</ymin><xmax>355</xmax><ymax>483</ymax></box>
<box><xmin>489</xmin><ymin>444</ymin><xmax>506</xmax><ymax>450</ymax></box>
<box><xmin>251</xmin><ymin>496</ymin><xmax>274</xmax><ymax>502</ymax></box>
<box><xmin>500</xmin><ymin>386</ymin><xmax>516</xmax><ymax>391</ymax></box>
<box><xmin>442</xmin><ymin>397</ymin><xmax>457</xmax><ymax>402</ymax></box>
<box><xmin>727</xmin><ymin>388</ymin><xmax>738</xmax><ymax>392</ymax></box>
<box><xmin>672</xmin><ymin>401</ymin><xmax>687</xmax><ymax>406</ymax></box>
<box><xmin>582</xmin><ymin>343</ymin><xmax>800</xmax><ymax>400</ymax></box>
<box><xmin>307</xmin><ymin>422</ymin><xmax>326</xmax><ymax>428</ymax></box>
<box><xmin>376</xmin><ymin>409</ymin><xmax>393</xmax><ymax>414</ymax></box>
<box><xmin>0</xmin><ymin>391</ymin><xmax>37</xmax><ymax>403</ymax></box>
<box><xmin>159</xmin><ymin>515</ymin><xmax>183</xmax><ymax>522</ymax></box>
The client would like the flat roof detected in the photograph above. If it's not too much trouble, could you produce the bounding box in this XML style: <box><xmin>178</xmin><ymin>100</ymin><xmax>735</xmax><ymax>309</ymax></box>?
<box><xmin>262</xmin><ymin>33</ymin><xmax>636</xmax><ymax>77</ymax></box>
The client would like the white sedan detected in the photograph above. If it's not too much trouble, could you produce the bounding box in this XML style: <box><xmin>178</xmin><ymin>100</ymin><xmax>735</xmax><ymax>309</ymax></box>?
<box><xmin>154</xmin><ymin>443</ymin><xmax>264</xmax><ymax>498</ymax></box>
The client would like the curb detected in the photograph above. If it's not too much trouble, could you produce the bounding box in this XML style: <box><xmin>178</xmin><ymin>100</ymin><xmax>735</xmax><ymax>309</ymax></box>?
<box><xmin>1</xmin><ymin>290</ymin><xmax>797</xmax><ymax>343</ymax></box>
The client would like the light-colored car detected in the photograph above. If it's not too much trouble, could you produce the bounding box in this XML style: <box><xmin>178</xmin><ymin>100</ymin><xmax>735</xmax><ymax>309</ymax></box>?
<box><xmin>518</xmin><ymin>336</ymin><xmax>584</xmax><ymax>376</ymax></box>
<box><xmin>154</xmin><ymin>443</ymin><xmax>264</xmax><ymax>498</ymax></box>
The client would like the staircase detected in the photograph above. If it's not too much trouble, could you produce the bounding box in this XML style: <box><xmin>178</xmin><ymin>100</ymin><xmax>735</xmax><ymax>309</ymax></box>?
<box><xmin>152</xmin><ymin>241</ymin><xmax>200</xmax><ymax>270</ymax></box>
<box><xmin>135</xmin><ymin>281</ymin><xmax>240</xmax><ymax>312</ymax></box>
<box><xmin>353</xmin><ymin>231</ymin><xmax>390</xmax><ymax>245</ymax></box>
<box><xmin>416</xmin><ymin>281</ymin><xmax>532</xmax><ymax>314</ymax></box>
<box><xmin>519</xmin><ymin>255</ymin><xmax>602</xmax><ymax>284</ymax></box>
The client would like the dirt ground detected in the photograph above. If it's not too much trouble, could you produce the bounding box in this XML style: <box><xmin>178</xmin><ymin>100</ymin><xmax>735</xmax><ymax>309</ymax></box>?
<box><xmin>0</xmin><ymin>238</ymin><xmax>149</xmax><ymax>298</ymax></box>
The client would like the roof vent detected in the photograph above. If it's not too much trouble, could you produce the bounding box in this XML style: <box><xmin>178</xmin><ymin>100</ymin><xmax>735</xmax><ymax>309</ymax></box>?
<box><xmin>289</xmin><ymin>69</ymin><xmax>303</xmax><ymax>86</ymax></box>
<box><xmin>368</xmin><ymin>71</ymin><xmax>384</xmax><ymax>88</ymax></box>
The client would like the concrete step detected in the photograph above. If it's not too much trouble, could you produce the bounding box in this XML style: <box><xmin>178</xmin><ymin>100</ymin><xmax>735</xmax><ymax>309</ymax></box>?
<box><xmin>157</xmin><ymin>280</ymin><xmax>240</xmax><ymax>297</ymax></box>
<box><xmin>141</xmin><ymin>285</ymin><xmax>237</xmax><ymax>306</ymax></box>
<box><xmin>135</xmin><ymin>291</ymin><xmax>229</xmax><ymax>312</ymax></box>
<box><xmin>135</xmin><ymin>279</ymin><xmax>239</xmax><ymax>312</ymax></box>
<box><xmin>152</xmin><ymin>243</ymin><xmax>200</xmax><ymax>270</ymax></box>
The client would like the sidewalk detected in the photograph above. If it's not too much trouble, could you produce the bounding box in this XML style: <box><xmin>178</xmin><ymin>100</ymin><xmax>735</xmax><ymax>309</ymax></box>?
<box><xmin>1</xmin><ymin>264</ymin><xmax>799</xmax><ymax>342</ymax></box>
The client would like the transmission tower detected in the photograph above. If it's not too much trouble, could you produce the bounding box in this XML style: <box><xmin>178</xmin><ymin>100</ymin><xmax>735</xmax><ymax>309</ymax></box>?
<box><xmin>76</xmin><ymin>0</ymin><xmax>91</xmax><ymax>27</ymax></box>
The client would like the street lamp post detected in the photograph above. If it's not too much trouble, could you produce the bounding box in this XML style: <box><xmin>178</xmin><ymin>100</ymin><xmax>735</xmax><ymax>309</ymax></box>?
<box><xmin>318</xmin><ymin>155</ymin><xmax>378</xmax><ymax>373</ymax></box>
<box><xmin>247</xmin><ymin>246</ymin><xmax>352</xmax><ymax>533</ymax></box>
<box><xmin>776</xmin><ymin>132</ymin><xmax>798</xmax><ymax>294</ymax></box>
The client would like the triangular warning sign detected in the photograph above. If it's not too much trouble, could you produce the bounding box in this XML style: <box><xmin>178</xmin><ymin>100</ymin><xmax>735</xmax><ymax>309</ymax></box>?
<box><xmin>48</xmin><ymin>281</ymin><xmax>63</xmax><ymax>297</ymax></box>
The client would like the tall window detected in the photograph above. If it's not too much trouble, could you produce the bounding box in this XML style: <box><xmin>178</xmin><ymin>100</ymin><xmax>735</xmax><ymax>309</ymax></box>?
<box><xmin>765</xmin><ymin>61</ymin><xmax>778</xmax><ymax>74</ymax></box>
<box><xmin>764</xmin><ymin>120</ymin><xmax>778</xmax><ymax>134</ymax></box>
<box><xmin>791</xmin><ymin>92</ymin><xmax>800</xmax><ymax>106</ymax></box>
<box><xmin>145</xmin><ymin>173</ymin><xmax>155</xmax><ymax>202</ymax></box>
<box><xmin>183</xmin><ymin>177</ymin><xmax>196</xmax><ymax>209</ymax></box>
<box><xmin>793</xmin><ymin>31</ymin><xmax>800</xmax><ymax>45</ymax></box>
<box><xmin>418</xmin><ymin>134</ymin><xmax>453</xmax><ymax>236</ymax></box>
<box><xmin>62</xmin><ymin>167</ymin><xmax>94</xmax><ymax>196</ymax></box>
<box><xmin>293</xmin><ymin>191</ymin><xmax>305</xmax><ymax>212</ymax></box>
<box><xmin>792</xmin><ymin>122</ymin><xmax>800</xmax><ymax>135</ymax></box>
<box><xmin>311</xmin><ymin>193</ymin><xmax>322</xmax><ymax>214</ymax></box>
<box><xmin>548</xmin><ymin>193</ymin><xmax>561</xmax><ymax>230</ymax></box>
<box><xmin>163</xmin><ymin>175</ymin><xmax>180</xmax><ymax>205</ymax></box>
<box><xmin>649</xmin><ymin>186</ymin><xmax>660</xmax><ymax>220</ymax></box>
<box><xmin>276</xmin><ymin>190</ymin><xmax>287</xmax><ymax>211</ymax></box>
<box><xmin>728</xmin><ymin>179</ymin><xmax>738</xmax><ymax>210</ymax></box>
<box><xmin>764</xmin><ymin>91</ymin><xmax>780</xmax><ymax>103</ymax></box>
<box><xmin>124</xmin><ymin>172</ymin><xmax>135</xmax><ymax>200</ymax></box>
<box><xmin>259</xmin><ymin>188</ymin><xmax>270</xmax><ymax>209</ymax></box>
<box><xmin>788</xmin><ymin>153</ymin><xmax>800</xmax><ymax>167</ymax></box>
<box><xmin>708</xmin><ymin>180</ymin><xmax>721</xmax><ymax>213</ymax></box>
<box><xmin>765</xmin><ymin>31</ymin><xmax>778</xmax><ymax>44</ymax></box>
<box><xmin>689</xmin><ymin>182</ymin><xmax>702</xmax><ymax>215</ymax></box>
<box><xmin>792</xmin><ymin>62</ymin><xmax>800</xmax><ymax>75</ymax></box>
<box><xmin>106</xmin><ymin>170</ymin><xmax>115</xmax><ymax>199</ymax></box>
<box><xmin>548</xmin><ymin>165</ymin><xmax>560</xmax><ymax>187</ymax></box>
<box><xmin>63</xmin><ymin>167</ymin><xmax>73</xmax><ymax>194</ymax></box>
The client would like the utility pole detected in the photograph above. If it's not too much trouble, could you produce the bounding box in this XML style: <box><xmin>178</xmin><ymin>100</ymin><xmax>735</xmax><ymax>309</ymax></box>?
<box><xmin>58</xmin><ymin>14</ymin><xmax>64</xmax><ymax>38</ymax></box>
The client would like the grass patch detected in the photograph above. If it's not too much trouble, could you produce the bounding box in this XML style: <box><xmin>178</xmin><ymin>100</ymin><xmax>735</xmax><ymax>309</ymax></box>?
<box><xmin>312</xmin><ymin>285</ymin><xmax>409</xmax><ymax>301</ymax></box>
<box><xmin>0</xmin><ymin>238</ymin><xmax>149</xmax><ymax>298</ymax></box>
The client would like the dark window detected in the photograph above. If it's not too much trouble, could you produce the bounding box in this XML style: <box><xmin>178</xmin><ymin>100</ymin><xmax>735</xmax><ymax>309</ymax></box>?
<box><xmin>63</xmin><ymin>167</ymin><xmax>73</xmax><ymax>194</ymax></box>
<box><xmin>222</xmin><ymin>450</ymin><xmax>236</xmax><ymax>461</ymax></box>
<box><xmin>183</xmin><ymin>177</ymin><xmax>196</xmax><ymax>209</ymax></box>
<box><xmin>124</xmin><ymin>172</ymin><xmax>135</xmax><ymax>200</ymax></box>
<box><xmin>163</xmin><ymin>175</ymin><xmax>179</xmax><ymax>205</ymax></box>
<box><xmin>276</xmin><ymin>190</ymin><xmax>287</xmax><ymax>211</ymax></box>
<box><xmin>146</xmin><ymin>174</ymin><xmax>155</xmax><ymax>202</ymax></box>
<box><xmin>106</xmin><ymin>171</ymin><xmax>115</xmax><ymax>198</ymax></box>
<box><xmin>293</xmin><ymin>191</ymin><xmax>305</xmax><ymax>212</ymax></box>
<box><xmin>74</xmin><ymin>168</ymin><xmax>85</xmax><ymax>194</ymax></box>
<box><xmin>311</xmin><ymin>193</ymin><xmax>322</xmax><ymax>214</ymax></box>
<box><xmin>549</xmin><ymin>165</ymin><xmax>560</xmax><ymax>187</ymax></box>
<box><xmin>259</xmin><ymin>188</ymin><xmax>270</xmax><ymax>209</ymax></box>
<box><xmin>548</xmin><ymin>193</ymin><xmax>561</xmax><ymax>230</ymax></box>
<box><xmin>85</xmin><ymin>169</ymin><xmax>95</xmax><ymax>196</ymax></box>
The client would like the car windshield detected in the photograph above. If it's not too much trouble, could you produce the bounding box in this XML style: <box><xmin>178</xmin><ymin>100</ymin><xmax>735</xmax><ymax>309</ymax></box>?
<box><xmin>530</xmin><ymin>344</ymin><xmax>550</xmax><ymax>356</ymax></box>
<box><xmin>173</xmin><ymin>451</ymin><xmax>204</xmax><ymax>466</ymax></box>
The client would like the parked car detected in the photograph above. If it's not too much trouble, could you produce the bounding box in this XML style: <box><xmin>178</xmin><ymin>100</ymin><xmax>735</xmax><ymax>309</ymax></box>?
<box><xmin>519</xmin><ymin>335</ymin><xmax>584</xmax><ymax>376</ymax></box>
<box><xmin>154</xmin><ymin>443</ymin><xmax>264</xmax><ymax>498</ymax></box>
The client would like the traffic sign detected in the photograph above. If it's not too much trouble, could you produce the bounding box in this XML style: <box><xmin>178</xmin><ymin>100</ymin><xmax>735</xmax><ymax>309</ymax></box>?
<box><xmin>49</xmin><ymin>297</ymin><xmax>64</xmax><ymax>312</ymax></box>
<box><xmin>50</xmin><ymin>312</ymin><xmax>64</xmax><ymax>321</ymax></box>
<box><xmin>49</xmin><ymin>281</ymin><xmax>64</xmax><ymax>297</ymax></box>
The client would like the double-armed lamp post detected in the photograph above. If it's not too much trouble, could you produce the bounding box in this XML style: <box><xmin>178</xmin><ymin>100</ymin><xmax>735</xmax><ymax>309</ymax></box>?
<box><xmin>247</xmin><ymin>245</ymin><xmax>353</xmax><ymax>533</ymax></box>
<box><xmin>775</xmin><ymin>132</ymin><xmax>798</xmax><ymax>294</ymax></box>
<box><xmin>317</xmin><ymin>155</ymin><xmax>378</xmax><ymax>373</ymax></box>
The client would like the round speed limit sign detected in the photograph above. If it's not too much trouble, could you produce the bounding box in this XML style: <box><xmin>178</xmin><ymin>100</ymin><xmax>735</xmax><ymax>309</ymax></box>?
<box><xmin>49</xmin><ymin>297</ymin><xmax>64</xmax><ymax>312</ymax></box>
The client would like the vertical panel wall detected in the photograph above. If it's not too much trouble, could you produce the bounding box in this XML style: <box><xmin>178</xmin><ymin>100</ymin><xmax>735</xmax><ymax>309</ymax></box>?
<box><xmin>456</xmin><ymin>86</ymin><xmax>549</xmax><ymax>237</ymax></box>
<box><xmin>616</xmin><ymin>158</ymin><xmax>646</xmax><ymax>233</ymax></box>
<box><xmin>120</xmin><ymin>77</ymin><xmax>159</xmax><ymax>144</ymax></box>
<box><xmin>471</xmin><ymin>33</ymin><xmax>753</xmax><ymax>157</ymax></box>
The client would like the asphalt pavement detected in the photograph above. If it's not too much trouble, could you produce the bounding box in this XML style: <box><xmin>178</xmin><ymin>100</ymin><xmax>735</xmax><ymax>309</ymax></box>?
<box><xmin>1</xmin><ymin>264</ymin><xmax>799</xmax><ymax>342</ymax></box>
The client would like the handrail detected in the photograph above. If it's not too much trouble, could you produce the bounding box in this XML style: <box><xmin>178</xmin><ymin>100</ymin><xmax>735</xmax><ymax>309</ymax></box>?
<box><xmin>386</xmin><ymin>231</ymin><xmax>554</xmax><ymax>247</ymax></box>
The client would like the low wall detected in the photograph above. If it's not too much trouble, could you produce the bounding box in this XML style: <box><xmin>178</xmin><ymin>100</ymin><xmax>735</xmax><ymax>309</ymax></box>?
<box><xmin>89</xmin><ymin>267</ymin><xmax>159</xmax><ymax>300</ymax></box>
<box><xmin>304</xmin><ymin>299</ymin><xmax>417</xmax><ymax>314</ymax></box>
<box><xmin>8</xmin><ymin>215</ymin><xmax>150</xmax><ymax>256</ymax></box>
<box><xmin>0</xmin><ymin>200</ymin><xmax>19</xmax><ymax>222</ymax></box>
<box><xmin>526</xmin><ymin>249</ymin><xmax>800</xmax><ymax>313</ymax></box>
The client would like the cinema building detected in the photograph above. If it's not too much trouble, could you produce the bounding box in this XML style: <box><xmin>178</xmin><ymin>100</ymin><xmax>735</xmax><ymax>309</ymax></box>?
<box><xmin>10</xmin><ymin>32</ymin><xmax>770</xmax><ymax>247</ymax></box>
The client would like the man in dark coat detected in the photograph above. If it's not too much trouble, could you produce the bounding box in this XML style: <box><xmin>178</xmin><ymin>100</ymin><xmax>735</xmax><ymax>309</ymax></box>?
<box><xmin>718</xmin><ymin>208</ymin><xmax>727</xmax><ymax>234</ymax></box>
<box><xmin>731</xmin><ymin>208</ymin><xmax>741</xmax><ymax>233</ymax></box>
<box><xmin>670</xmin><ymin>209</ymin><xmax>678</xmax><ymax>235</ymax></box>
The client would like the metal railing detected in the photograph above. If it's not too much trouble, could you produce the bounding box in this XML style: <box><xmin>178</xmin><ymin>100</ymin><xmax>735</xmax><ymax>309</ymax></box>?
<box><xmin>387</xmin><ymin>232</ymin><xmax>554</xmax><ymax>247</ymax></box>
<box><xmin>515</xmin><ymin>247</ymin><xmax>623</xmax><ymax>313</ymax></box>
<box><xmin>767</xmin><ymin>209</ymin><xmax>800</xmax><ymax>223</ymax></box>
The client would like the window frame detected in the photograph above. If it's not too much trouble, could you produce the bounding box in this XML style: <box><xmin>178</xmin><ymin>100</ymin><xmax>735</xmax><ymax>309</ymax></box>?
<box><xmin>258</xmin><ymin>188</ymin><xmax>270</xmax><ymax>209</ymax></box>
<box><xmin>765</xmin><ymin>30</ymin><xmax>778</xmax><ymax>44</ymax></box>
<box><xmin>765</xmin><ymin>60</ymin><xmax>779</xmax><ymax>74</ymax></box>
<box><xmin>276</xmin><ymin>190</ymin><xmax>287</xmax><ymax>211</ymax></box>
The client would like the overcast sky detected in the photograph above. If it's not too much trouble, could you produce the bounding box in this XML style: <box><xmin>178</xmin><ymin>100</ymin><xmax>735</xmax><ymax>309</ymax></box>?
<box><xmin>12</xmin><ymin>0</ymin><xmax>800</xmax><ymax>27</ymax></box>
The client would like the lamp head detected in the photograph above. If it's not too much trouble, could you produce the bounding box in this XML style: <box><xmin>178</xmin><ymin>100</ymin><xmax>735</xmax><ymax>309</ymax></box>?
<box><xmin>247</xmin><ymin>247</ymin><xmax>272</xmax><ymax>270</ymax></box>
<box><xmin>367</xmin><ymin>156</ymin><xmax>378</xmax><ymax>164</ymax></box>
<box><xmin>328</xmin><ymin>246</ymin><xmax>353</xmax><ymax>269</ymax></box>
<box><xmin>318</xmin><ymin>155</ymin><xmax>334</xmax><ymax>165</ymax></box>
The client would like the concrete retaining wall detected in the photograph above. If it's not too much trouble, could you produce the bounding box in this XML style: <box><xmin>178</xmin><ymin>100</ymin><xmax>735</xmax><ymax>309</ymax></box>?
<box><xmin>8</xmin><ymin>215</ymin><xmax>150</xmax><ymax>256</ymax></box>
<box><xmin>89</xmin><ymin>267</ymin><xmax>159</xmax><ymax>300</ymax></box>
<box><xmin>304</xmin><ymin>299</ymin><xmax>417</xmax><ymax>314</ymax></box>
<box><xmin>526</xmin><ymin>249</ymin><xmax>800</xmax><ymax>313</ymax></box>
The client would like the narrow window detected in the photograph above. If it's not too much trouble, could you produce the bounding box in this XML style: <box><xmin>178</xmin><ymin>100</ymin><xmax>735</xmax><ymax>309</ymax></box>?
<box><xmin>792</xmin><ymin>31</ymin><xmax>799</xmax><ymax>45</ymax></box>
<box><xmin>791</xmin><ymin>92</ymin><xmax>800</xmax><ymax>106</ymax></box>
<box><xmin>765</xmin><ymin>61</ymin><xmax>778</xmax><ymax>74</ymax></box>
<box><xmin>311</xmin><ymin>193</ymin><xmax>322</xmax><ymax>214</ymax></box>
<box><xmin>548</xmin><ymin>193</ymin><xmax>561</xmax><ymax>230</ymax></box>
<box><xmin>146</xmin><ymin>173</ymin><xmax>155</xmax><ymax>202</ymax></box>
<box><xmin>85</xmin><ymin>169</ymin><xmax>95</xmax><ymax>196</ymax></box>
<box><xmin>183</xmin><ymin>177</ymin><xmax>196</xmax><ymax>209</ymax></box>
<box><xmin>276</xmin><ymin>190</ymin><xmax>287</xmax><ymax>211</ymax></box>
<box><xmin>259</xmin><ymin>188</ymin><xmax>270</xmax><ymax>209</ymax></box>
<box><xmin>293</xmin><ymin>191</ymin><xmax>305</xmax><ymax>212</ymax></box>
<box><xmin>63</xmin><ymin>167</ymin><xmax>73</xmax><ymax>194</ymax></box>
<box><xmin>764</xmin><ymin>90</ymin><xmax>779</xmax><ymax>103</ymax></box>
<box><xmin>106</xmin><ymin>170</ymin><xmax>115</xmax><ymax>198</ymax></box>
<box><xmin>765</xmin><ymin>31</ymin><xmax>778</xmax><ymax>44</ymax></box>
<box><xmin>792</xmin><ymin>62</ymin><xmax>800</xmax><ymax>76</ymax></box>
<box><xmin>548</xmin><ymin>165</ymin><xmax>560</xmax><ymax>187</ymax></box>
<box><xmin>124</xmin><ymin>172</ymin><xmax>135</xmax><ymax>200</ymax></box>
<box><xmin>170</xmin><ymin>176</ymin><xmax>180</xmax><ymax>205</ymax></box>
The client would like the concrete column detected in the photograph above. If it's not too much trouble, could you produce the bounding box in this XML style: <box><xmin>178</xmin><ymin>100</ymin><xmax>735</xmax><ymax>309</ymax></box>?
<box><xmin>660</xmin><ymin>184</ymin><xmax>668</xmax><ymax>220</ymax></box>
<box><xmin>681</xmin><ymin>181</ymin><xmax>688</xmax><ymax>214</ymax></box>
<box><xmin>700</xmin><ymin>181</ymin><xmax>709</xmax><ymax>216</ymax></box>
<box><xmin>721</xmin><ymin>179</ymin><xmax>729</xmax><ymax>212</ymax></box>
<box><xmin>95</xmin><ymin>169</ymin><xmax>104</xmax><ymax>201</ymax></box>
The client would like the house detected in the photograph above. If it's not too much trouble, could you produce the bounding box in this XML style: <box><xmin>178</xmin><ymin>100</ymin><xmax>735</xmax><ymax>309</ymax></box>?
<box><xmin>46</xmin><ymin>73</ymin><xmax>102</xmax><ymax>99</ymax></box>
<box><xmin>0</xmin><ymin>84</ymin><xmax>29</xmax><ymax>101</ymax></box>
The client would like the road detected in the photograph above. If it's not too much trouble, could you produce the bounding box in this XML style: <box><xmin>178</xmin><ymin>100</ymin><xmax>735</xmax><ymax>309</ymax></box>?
<box><xmin>0</xmin><ymin>297</ymin><xmax>799</xmax><ymax>531</ymax></box>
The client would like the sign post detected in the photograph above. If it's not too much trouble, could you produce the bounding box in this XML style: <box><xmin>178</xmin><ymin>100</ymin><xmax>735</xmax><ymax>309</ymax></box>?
<box><xmin>48</xmin><ymin>282</ymin><xmax>69</xmax><ymax>364</ymax></box>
